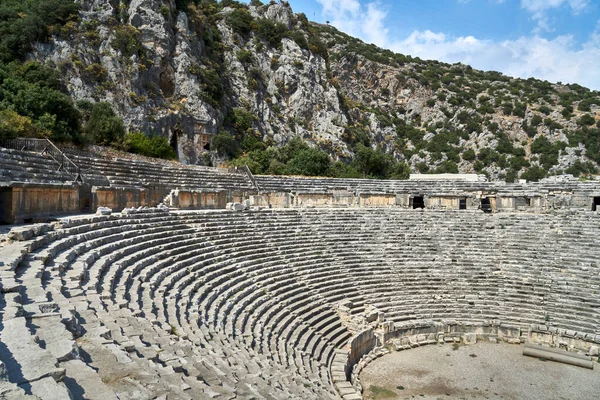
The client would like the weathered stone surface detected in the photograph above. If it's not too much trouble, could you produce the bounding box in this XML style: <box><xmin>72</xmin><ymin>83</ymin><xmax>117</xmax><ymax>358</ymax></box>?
<box><xmin>0</xmin><ymin>318</ymin><xmax>63</xmax><ymax>385</ymax></box>
<box><xmin>33</xmin><ymin>315</ymin><xmax>78</xmax><ymax>363</ymax></box>
<box><xmin>96</xmin><ymin>207</ymin><xmax>112</xmax><ymax>216</ymax></box>
<box><xmin>29</xmin><ymin>377</ymin><xmax>73</xmax><ymax>400</ymax></box>
<box><xmin>63</xmin><ymin>360</ymin><xmax>118</xmax><ymax>400</ymax></box>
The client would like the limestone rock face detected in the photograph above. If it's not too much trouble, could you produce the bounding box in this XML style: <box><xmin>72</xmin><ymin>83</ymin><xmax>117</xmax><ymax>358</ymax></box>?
<box><xmin>29</xmin><ymin>1</ymin><xmax>348</xmax><ymax>164</ymax></box>
<box><xmin>28</xmin><ymin>0</ymin><xmax>599</xmax><ymax>177</ymax></box>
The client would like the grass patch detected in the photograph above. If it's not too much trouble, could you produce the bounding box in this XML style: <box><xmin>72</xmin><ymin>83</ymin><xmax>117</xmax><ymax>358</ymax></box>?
<box><xmin>369</xmin><ymin>385</ymin><xmax>396</xmax><ymax>398</ymax></box>
<box><xmin>452</xmin><ymin>343</ymin><xmax>460</xmax><ymax>351</ymax></box>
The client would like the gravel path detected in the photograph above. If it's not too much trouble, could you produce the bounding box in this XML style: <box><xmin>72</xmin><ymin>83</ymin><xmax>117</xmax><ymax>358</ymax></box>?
<box><xmin>359</xmin><ymin>342</ymin><xmax>600</xmax><ymax>400</ymax></box>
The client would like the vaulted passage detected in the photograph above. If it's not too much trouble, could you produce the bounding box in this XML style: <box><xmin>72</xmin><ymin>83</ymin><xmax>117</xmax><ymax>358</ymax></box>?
<box><xmin>0</xmin><ymin>188</ymin><xmax>12</xmax><ymax>224</ymax></box>
<box><xmin>480</xmin><ymin>197</ymin><xmax>492</xmax><ymax>213</ymax></box>
<box><xmin>412</xmin><ymin>196</ymin><xmax>425</xmax><ymax>209</ymax></box>
<box><xmin>515</xmin><ymin>197</ymin><xmax>531</xmax><ymax>207</ymax></box>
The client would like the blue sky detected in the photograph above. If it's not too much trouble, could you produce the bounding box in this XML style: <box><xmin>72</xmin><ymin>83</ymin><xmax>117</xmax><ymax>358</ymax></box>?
<box><xmin>249</xmin><ymin>0</ymin><xmax>600</xmax><ymax>90</ymax></box>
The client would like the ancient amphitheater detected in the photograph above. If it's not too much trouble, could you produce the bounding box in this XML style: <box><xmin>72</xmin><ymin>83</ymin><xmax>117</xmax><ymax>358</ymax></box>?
<box><xmin>1</xmin><ymin>139</ymin><xmax>600</xmax><ymax>399</ymax></box>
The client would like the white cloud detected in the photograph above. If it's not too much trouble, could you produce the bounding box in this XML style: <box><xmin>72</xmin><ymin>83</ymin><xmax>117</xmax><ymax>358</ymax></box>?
<box><xmin>520</xmin><ymin>0</ymin><xmax>590</xmax><ymax>32</ymax></box>
<box><xmin>316</xmin><ymin>0</ymin><xmax>389</xmax><ymax>47</ymax></box>
<box><xmin>388</xmin><ymin>31</ymin><xmax>600</xmax><ymax>90</ymax></box>
<box><xmin>521</xmin><ymin>0</ymin><xmax>589</xmax><ymax>14</ymax></box>
<box><xmin>317</xmin><ymin>0</ymin><xmax>600</xmax><ymax>90</ymax></box>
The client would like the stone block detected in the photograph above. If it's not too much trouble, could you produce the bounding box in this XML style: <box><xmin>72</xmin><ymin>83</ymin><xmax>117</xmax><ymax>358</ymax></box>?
<box><xmin>463</xmin><ymin>333</ymin><xmax>477</xmax><ymax>344</ymax></box>
<box><xmin>96</xmin><ymin>207</ymin><xmax>112</xmax><ymax>216</ymax></box>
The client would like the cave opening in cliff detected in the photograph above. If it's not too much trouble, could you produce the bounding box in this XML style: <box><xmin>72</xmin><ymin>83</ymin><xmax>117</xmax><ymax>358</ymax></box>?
<box><xmin>170</xmin><ymin>132</ymin><xmax>178</xmax><ymax>155</ymax></box>
<box><xmin>593</xmin><ymin>197</ymin><xmax>600</xmax><ymax>211</ymax></box>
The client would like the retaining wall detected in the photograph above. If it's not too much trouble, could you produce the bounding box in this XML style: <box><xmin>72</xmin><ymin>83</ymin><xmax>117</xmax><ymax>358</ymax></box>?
<box><xmin>1</xmin><ymin>184</ymin><xmax>80</xmax><ymax>223</ymax></box>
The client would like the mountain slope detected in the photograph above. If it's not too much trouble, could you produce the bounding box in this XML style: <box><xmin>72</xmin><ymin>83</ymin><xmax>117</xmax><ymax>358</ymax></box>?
<box><xmin>6</xmin><ymin>0</ymin><xmax>600</xmax><ymax>181</ymax></box>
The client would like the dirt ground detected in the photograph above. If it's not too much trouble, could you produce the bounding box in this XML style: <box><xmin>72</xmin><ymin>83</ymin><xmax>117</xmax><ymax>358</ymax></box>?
<box><xmin>359</xmin><ymin>342</ymin><xmax>600</xmax><ymax>400</ymax></box>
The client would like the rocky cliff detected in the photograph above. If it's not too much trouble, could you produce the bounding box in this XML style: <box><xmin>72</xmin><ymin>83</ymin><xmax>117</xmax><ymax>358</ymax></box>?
<box><xmin>29</xmin><ymin>0</ymin><xmax>600</xmax><ymax>180</ymax></box>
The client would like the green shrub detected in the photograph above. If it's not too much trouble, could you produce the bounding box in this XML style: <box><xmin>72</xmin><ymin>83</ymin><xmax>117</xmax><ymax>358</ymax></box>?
<box><xmin>513</xmin><ymin>102</ymin><xmax>526</xmax><ymax>118</ymax></box>
<box><xmin>530</xmin><ymin>114</ymin><xmax>543</xmax><ymax>127</ymax></box>
<box><xmin>520</xmin><ymin>165</ymin><xmax>547</xmax><ymax>182</ymax></box>
<box><xmin>344</xmin><ymin>125</ymin><xmax>371</xmax><ymax>148</ymax></box>
<box><xmin>211</xmin><ymin>131</ymin><xmax>236</xmax><ymax>157</ymax></box>
<box><xmin>124</xmin><ymin>132</ymin><xmax>177</xmax><ymax>159</ymax></box>
<box><xmin>231</xmin><ymin>107</ymin><xmax>256</xmax><ymax>134</ymax></box>
<box><xmin>0</xmin><ymin>0</ymin><xmax>80</xmax><ymax>63</ymax></box>
<box><xmin>226</xmin><ymin>8</ymin><xmax>253</xmax><ymax>37</ymax></box>
<box><xmin>530</xmin><ymin>136</ymin><xmax>555</xmax><ymax>155</ymax></box>
<box><xmin>565</xmin><ymin>160</ymin><xmax>597</xmax><ymax>177</ymax></box>
<box><xmin>236</xmin><ymin>50</ymin><xmax>254</xmax><ymax>65</ymax></box>
<box><xmin>0</xmin><ymin>61</ymin><xmax>82</xmax><ymax>142</ymax></box>
<box><xmin>578</xmin><ymin>114</ymin><xmax>595</xmax><ymax>126</ymax></box>
<box><xmin>544</xmin><ymin>118</ymin><xmax>563</xmax><ymax>131</ymax></box>
<box><xmin>352</xmin><ymin>144</ymin><xmax>394</xmax><ymax>178</ymax></box>
<box><xmin>84</xmin><ymin>102</ymin><xmax>125</xmax><ymax>145</ymax></box>
<box><xmin>286</xmin><ymin>147</ymin><xmax>331</xmax><ymax>176</ymax></box>
<box><xmin>0</xmin><ymin>109</ymin><xmax>39</xmax><ymax>140</ymax></box>
<box><xmin>462</xmin><ymin>148</ymin><xmax>476</xmax><ymax>161</ymax></box>
<box><xmin>577</xmin><ymin>99</ymin><xmax>596</xmax><ymax>112</ymax></box>
<box><xmin>111</xmin><ymin>25</ymin><xmax>143</xmax><ymax>59</ymax></box>
<box><xmin>538</xmin><ymin>105</ymin><xmax>551</xmax><ymax>115</ymax></box>
<box><xmin>289</xmin><ymin>30</ymin><xmax>308</xmax><ymax>49</ymax></box>
<box><xmin>327</xmin><ymin>161</ymin><xmax>362</xmax><ymax>178</ymax></box>
<box><xmin>197</xmin><ymin>68</ymin><xmax>224</xmax><ymax>108</ymax></box>
<box><xmin>255</xmin><ymin>18</ymin><xmax>289</xmax><ymax>47</ymax></box>
<box><xmin>84</xmin><ymin>63</ymin><xmax>108</xmax><ymax>82</ymax></box>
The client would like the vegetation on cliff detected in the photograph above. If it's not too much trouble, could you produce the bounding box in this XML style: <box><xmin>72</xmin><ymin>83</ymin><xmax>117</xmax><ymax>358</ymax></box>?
<box><xmin>1</xmin><ymin>0</ymin><xmax>599</xmax><ymax>180</ymax></box>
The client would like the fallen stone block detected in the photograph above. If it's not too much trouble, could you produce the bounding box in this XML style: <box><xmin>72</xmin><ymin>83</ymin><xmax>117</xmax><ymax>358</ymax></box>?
<box><xmin>232</xmin><ymin>202</ymin><xmax>245</xmax><ymax>211</ymax></box>
<box><xmin>7</xmin><ymin>227</ymin><xmax>35</xmax><ymax>241</ymax></box>
<box><xmin>29</xmin><ymin>376</ymin><xmax>73</xmax><ymax>400</ymax></box>
<box><xmin>96</xmin><ymin>207</ymin><xmax>112</xmax><ymax>216</ymax></box>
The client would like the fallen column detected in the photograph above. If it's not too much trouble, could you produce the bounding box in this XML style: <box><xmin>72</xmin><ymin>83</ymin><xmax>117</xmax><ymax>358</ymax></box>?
<box><xmin>523</xmin><ymin>342</ymin><xmax>594</xmax><ymax>369</ymax></box>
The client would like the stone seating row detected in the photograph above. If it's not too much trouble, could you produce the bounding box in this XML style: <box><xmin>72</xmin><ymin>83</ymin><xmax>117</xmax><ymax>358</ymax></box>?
<box><xmin>69</xmin><ymin>154</ymin><xmax>254</xmax><ymax>190</ymax></box>
<box><xmin>25</xmin><ymin>211</ymin><xmax>340</xmax><ymax>398</ymax></box>
<box><xmin>1</xmin><ymin>208</ymin><xmax>600</xmax><ymax>399</ymax></box>
<box><xmin>0</xmin><ymin>146</ymin><xmax>256</xmax><ymax>192</ymax></box>
<box><xmin>254</xmin><ymin>174</ymin><xmax>600</xmax><ymax>196</ymax></box>
<box><xmin>0</xmin><ymin>147</ymin><xmax>76</xmax><ymax>184</ymax></box>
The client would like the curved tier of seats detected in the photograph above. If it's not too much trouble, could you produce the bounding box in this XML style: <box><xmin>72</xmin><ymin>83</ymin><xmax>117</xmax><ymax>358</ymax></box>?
<box><xmin>1</xmin><ymin>208</ymin><xmax>599</xmax><ymax>398</ymax></box>
<box><xmin>0</xmin><ymin>145</ymin><xmax>255</xmax><ymax>191</ymax></box>
<box><xmin>69</xmin><ymin>154</ymin><xmax>255</xmax><ymax>191</ymax></box>
<box><xmin>255</xmin><ymin>174</ymin><xmax>600</xmax><ymax>195</ymax></box>
<box><xmin>0</xmin><ymin>147</ymin><xmax>76</xmax><ymax>185</ymax></box>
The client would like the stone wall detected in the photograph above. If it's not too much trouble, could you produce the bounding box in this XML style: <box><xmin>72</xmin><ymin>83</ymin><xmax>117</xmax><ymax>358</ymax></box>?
<box><xmin>1</xmin><ymin>184</ymin><xmax>80</xmax><ymax>223</ymax></box>
<box><xmin>359</xmin><ymin>193</ymin><xmax>397</xmax><ymax>207</ymax></box>
<box><xmin>345</xmin><ymin>328</ymin><xmax>376</xmax><ymax>378</ymax></box>
<box><xmin>167</xmin><ymin>189</ymin><xmax>250</xmax><ymax>209</ymax></box>
<box><xmin>249</xmin><ymin>192</ymin><xmax>291</xmax><ymax>208</ymax></box>
<box><xmin>350</xmin><ymin>319</ymin><xmax>600</xmax><ymax>391</ymax></box>
<box><xmin>91</xmin><ymin>186</ymin><xmax>170</xmax><ymax>211</ymax></box>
